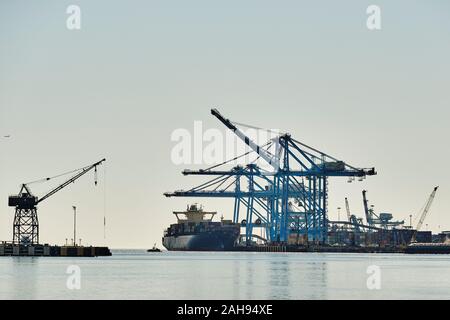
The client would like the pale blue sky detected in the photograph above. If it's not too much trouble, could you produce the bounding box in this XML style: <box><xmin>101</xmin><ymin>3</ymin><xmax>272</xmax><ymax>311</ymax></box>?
<box><xmin>1</xmin><ymin>1</ymin><xmax>449</xmax><ymax>248</ymax></box>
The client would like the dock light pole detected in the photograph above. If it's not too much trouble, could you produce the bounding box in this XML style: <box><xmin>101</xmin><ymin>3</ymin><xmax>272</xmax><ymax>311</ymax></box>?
<box><xmin>337</xmin><ymin>207</ymin><xmax>341</xmax><ymax>222</ymax></box>
<box><xmin>72</xmin><ymin>206</ymin><xmax>77</xmax><ymax>246</ymax></box>
<box><xmin>304</xmin><ymin>212</ymin><xmax>309</xmax><ymax>247</ymax></box>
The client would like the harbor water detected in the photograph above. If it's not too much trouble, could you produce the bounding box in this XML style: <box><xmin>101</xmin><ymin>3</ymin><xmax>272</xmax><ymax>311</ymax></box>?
<box><xmin>1</xmin><ymin>250</ymin><xmax>449</xmax><ymax>300</ymax></box>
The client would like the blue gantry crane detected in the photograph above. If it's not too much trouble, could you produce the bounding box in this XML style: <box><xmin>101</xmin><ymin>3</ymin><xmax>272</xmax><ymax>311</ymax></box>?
<box><xmin>165</xmin><ymin>109</ymin><xmax>376</xmax><ymax>245</ymax></box>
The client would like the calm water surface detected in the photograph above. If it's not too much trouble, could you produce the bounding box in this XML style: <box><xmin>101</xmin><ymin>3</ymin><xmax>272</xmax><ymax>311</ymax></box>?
<box><xmin>1</xmin><ymin>250</ymin><xmax>449</xmax><ymax>299</ymax></box>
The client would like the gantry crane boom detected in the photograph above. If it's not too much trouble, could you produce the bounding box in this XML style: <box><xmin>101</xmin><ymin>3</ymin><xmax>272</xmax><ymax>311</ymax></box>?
<box><xmin>415</xmin><ymin>186</ymin><xmax>439</xmax><ymax>233</ymax></box>
<box><xmin>211</xmin><ymin>108</ymin><xmax>281</xmax><ymax>171</ymax></box>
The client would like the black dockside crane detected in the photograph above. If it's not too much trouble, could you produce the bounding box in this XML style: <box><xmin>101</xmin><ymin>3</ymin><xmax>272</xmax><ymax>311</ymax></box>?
<box><xmin>8</xmin><ymin>158</ymin><xmax>106</xmax><ymax>245</ymax></box>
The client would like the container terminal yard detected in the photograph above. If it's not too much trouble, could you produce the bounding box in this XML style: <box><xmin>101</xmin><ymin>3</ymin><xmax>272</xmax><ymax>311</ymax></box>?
<box><xmin>164</xmin><ymin>109</ymin><xmax>450</xmax><ymax>254</ymax></box>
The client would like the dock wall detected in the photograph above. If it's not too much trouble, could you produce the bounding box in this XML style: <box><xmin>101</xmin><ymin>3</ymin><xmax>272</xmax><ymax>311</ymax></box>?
<box><xmin>0</xmin><ymin>243</ymin><xmax>111</xmax><ymax>257</ymax></box>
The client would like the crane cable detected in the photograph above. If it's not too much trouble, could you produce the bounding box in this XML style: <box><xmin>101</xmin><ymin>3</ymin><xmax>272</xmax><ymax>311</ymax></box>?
<box><xmin>25</xmin><ymin>164</ymin><xmax>95</xmax><ymax>185</ymax></box>
<box><xmin>202</xmin><ymin>140</ymin><xmax>273</xmax><ymax>172</ymax></box>
<box><xmin>233</xmin><ymin>120</ymin><xmax>365</xmax><ymax>172</ymax></box>
<box><xmin>103</xmin><ymin>162</ymin><xmax>107</xmax><ymax>240</ymax></box>
<box><xmin>231</xmin><ymin>121</ymin><xmax>285</xmax><ymax>135</ymax></box>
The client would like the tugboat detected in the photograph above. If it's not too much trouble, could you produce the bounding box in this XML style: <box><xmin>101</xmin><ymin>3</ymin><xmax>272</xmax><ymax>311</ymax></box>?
<box><xmin>147</xmin><ymin>243</ymin><xmax>162</xmax><ymax>253</ymax></box>
<box><xmin>162</xmin><ymin>204</ymin><xmax>240</xmax><ymax>251</ymax></box>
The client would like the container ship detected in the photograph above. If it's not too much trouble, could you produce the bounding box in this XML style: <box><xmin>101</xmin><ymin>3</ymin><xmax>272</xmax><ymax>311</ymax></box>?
<box><xmin>162</xmin><ymin>204</ymin><xmax>240</xmax><ymax>251</ymax></box>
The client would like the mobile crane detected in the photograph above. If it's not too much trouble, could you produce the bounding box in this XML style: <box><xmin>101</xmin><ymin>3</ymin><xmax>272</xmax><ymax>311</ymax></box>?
<box><xmin>411</xmin><ymin>186</ymin><xmax>439</xmax><ymax>243</ymax></box>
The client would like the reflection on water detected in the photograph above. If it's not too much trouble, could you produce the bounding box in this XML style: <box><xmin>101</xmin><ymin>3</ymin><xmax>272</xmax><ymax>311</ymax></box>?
<box><xmin>232</xmin><ymin>258</ymin><xmax>241</xmax><ymax>299</ymax></box>
<box><xmin>1</xmin><ymin>251</ymin><xmax>450</xmax><ymax>299</ymax></box>
<box><xmin>9</xmin><ymin>257</ymin><xmax>39</xmax><ymax>299</ymax></box>
<box><xmin>268</xmin><ymin>259</ymin><xmax>290</xmax><ymax>299</ymax></box>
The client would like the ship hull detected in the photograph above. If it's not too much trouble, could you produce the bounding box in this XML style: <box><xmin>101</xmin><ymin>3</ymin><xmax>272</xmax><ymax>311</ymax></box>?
<box><xmin>163</xmin><ymin>230</ymin><xmax>239</xmax><ymax>251</ymax></box>
<box><xmin>405</xmin><ymin>243</ymin><xmax>450</xmax><ymax>254</ymax></box>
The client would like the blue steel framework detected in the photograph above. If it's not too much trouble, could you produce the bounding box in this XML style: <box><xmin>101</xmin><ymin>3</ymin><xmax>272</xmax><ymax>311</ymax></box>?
<box><xmin>165</xmin><ymin>110</ymin><xmax>376</xmax><ymax>244</ymax></box>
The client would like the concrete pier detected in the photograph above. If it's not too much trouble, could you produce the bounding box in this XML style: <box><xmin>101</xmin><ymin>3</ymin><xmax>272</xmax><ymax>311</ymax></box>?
<box><xmin>0</xmin><ymin>242</ymin><xmax>111</xmax><ymax>257</ymax></box>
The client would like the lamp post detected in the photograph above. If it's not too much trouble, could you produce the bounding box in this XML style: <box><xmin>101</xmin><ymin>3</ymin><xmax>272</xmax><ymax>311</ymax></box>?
<box><xmin>72</xmin><ymin>206</ymin><xmax>77</xmax><ymax>246</ymax></box>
